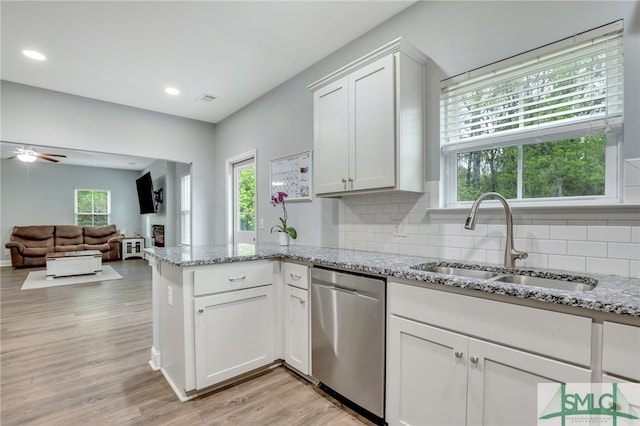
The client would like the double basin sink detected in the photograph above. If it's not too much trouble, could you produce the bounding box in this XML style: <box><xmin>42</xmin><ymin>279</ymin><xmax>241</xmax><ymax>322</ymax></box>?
<box><xmin>411</xmin><ymin>263</ymin><xmax>597</xmax><ymax>292</ymax></box>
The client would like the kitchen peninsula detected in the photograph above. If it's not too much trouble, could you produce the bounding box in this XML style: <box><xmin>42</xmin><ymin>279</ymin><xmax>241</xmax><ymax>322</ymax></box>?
<box><xmin>146</xmin><ymin>243</ymin><xmax>639</xmax><ymax>423</ymax></box>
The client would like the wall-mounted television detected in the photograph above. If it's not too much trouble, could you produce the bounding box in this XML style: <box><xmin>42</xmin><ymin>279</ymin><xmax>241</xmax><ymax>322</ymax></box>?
<box><xmin>136</xmin><ymin>172</ymin><xmax>156</xmax><ymax>214</ymax></box>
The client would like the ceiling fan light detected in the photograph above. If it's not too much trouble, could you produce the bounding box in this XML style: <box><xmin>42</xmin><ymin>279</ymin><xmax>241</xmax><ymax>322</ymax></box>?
<box><xmin>17</xmin><ymin>152</ymin><xmax>37</xmax><ymax>163</ymax></box>
<box><xmin>22</xmin><ymin>50</ymin><xmax>46</xmax><ymax>61</ymax></box>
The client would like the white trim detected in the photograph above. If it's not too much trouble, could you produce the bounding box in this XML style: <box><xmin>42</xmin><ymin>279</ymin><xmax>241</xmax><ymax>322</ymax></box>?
<box><xmin>427</xmin><ymin>203</ymin><xmax>639</xmax><ymax>221</ymax></box>
<box><xmin>307</xmin><ymin>37</ymin><xmax>428</xmax><ymax>91</ymax></box>
<box><xmin>225</xmin><ymin>150</ymin><xmax>257</xmax><ymax>245</ymax></box>
<box><xmin>0</xmin><ymin>260</ymin><xmax>12</xmax><ymax>268</ymax></box>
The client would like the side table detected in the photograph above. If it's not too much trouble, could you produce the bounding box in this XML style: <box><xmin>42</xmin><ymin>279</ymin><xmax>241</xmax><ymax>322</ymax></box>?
<box><xmin>122</xmin><ymin>237</ymin><xmax>145</xmax><ymax>260</ymax></box>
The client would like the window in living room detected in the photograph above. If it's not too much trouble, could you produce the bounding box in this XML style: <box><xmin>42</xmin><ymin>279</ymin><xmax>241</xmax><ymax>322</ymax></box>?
<box><xmin>180</xmin><ymin>174</ymin><xmax>191</xmax><ymax>246</ymax></box>
<box><xmin>75</xmin><ymin>189</ymin><xmax>111</xmax><ymax>226</ymax></box>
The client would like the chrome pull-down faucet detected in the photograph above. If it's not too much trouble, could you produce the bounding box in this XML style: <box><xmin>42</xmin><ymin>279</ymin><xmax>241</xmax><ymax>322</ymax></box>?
<box><xmin>464</xmin><ymin>192</ymin><xmax>528</xmax><ymax>267</ymax></box>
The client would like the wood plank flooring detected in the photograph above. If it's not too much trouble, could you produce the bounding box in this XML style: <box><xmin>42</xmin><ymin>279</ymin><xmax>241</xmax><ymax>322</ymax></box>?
<box><xmin>1</xmin><ymin>260</ymin><xmax>372</xmax><ymax>425</ymax></box>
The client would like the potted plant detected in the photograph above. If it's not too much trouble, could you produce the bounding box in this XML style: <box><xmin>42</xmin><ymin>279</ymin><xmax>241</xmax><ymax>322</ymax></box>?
<box><xmin>270</xmin><ymin>191</ymin><xmax>297</xmax><ymax>246</ymax></box>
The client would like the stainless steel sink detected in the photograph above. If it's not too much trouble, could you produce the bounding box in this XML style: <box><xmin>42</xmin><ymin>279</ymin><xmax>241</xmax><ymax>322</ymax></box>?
<box><xmin>411</xmin><ymin>264</ymin><xmax>498</xmax><ymax>279</ymax></box>
<box><xmin>492</xmin><ymin>275</ymin><xmax>596</xmax><ymax>292</ymax></box>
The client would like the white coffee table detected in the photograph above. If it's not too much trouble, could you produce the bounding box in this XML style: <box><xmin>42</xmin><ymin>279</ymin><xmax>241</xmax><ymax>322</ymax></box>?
<box><xmin>45</xmin><ymin>250</ymin><xmax>103</xmax><ymax>279</ymax></box>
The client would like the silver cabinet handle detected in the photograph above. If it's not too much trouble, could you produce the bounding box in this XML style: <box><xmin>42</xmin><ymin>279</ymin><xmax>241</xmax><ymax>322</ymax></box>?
<box><xmin>299</xmin><ymin>299</ymin><xmax>306</xmax><ymax>305</ymax></box>
<box><xmin>290</xmin><ymin>273</ymin><xmax>302</xmax><ymax>281</ymax></box>
<box><xmin>198</xmin><ymin>308</ymin><xmax>204</xmax><ymax>313</ymax></box>
<box><xmin>470</xmin><ymin>356</ymin><xmax>479</xmax><ymax>364</ymax></box>
<box><xmin>454</xmin><ymin>351</ymin><xmax>463</xmax><ymax>358</ymax></box>
<box><xmin>228</xmin><ymin>275</ymin><xmax>246</xmax><ymax>282</ymax></box>
<box><xmin>348</xmin><ymin>177</ymin><xmax>354</xmax><ymax>189</ymax></box>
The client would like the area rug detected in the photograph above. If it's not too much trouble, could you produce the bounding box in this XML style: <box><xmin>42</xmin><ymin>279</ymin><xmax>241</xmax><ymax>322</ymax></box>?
<box><xmin>21</xmin><ymin>266</ymin><xmax>123</xmax><ymax>290</ymax></box>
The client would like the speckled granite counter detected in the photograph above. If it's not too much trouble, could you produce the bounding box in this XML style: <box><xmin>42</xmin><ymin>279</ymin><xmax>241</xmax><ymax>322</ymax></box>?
<box><xmin>146</xmin><ymin>243</ymin><xmax>640</xmax><ymax>318</ymax></box>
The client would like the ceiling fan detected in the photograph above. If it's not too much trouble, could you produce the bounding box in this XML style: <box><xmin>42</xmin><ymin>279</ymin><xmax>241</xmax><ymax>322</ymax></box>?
<box><xmin>6</xmin><ymin>146</ymin><xmax>67</xmax><ymax>163</ymax></box>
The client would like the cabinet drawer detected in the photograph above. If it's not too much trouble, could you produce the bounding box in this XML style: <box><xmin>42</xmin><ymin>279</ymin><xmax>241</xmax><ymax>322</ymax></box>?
<box><xmin>388</xmin><ymin>282</ymin><xmax>592</xmax><ymax>367</ymax></box>
<box><xmin>193</xmin><ymin>261</ymin><xmax>273</xmax><ymax>296</ymax></box>
<box><xmin>283</xmin><ymin>262</ymin><xmax>309</xmax><ymax>289</ymax></box>
<box><xmin>603</xmin><ymin>321</ymin><xmax>640</xmax><ymax>381</ymax></box>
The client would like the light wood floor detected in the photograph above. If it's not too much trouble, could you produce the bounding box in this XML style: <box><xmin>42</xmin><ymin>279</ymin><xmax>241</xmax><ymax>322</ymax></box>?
<box><xmin>1</xmin><ymin>260</ymin><xmax>372</xmax><ymax>425</ymax></box>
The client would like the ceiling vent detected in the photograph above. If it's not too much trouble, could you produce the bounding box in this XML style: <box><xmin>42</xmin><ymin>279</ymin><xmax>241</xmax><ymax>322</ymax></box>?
<box><xmin>196</xmin><ymin>93</ymin><xmax>218</xmax><ymax>103</ymax></box>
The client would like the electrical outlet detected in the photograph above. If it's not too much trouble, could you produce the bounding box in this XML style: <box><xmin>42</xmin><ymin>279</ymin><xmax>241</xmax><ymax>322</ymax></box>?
<box><xmin>167</xmin><ymin>286</ymin><xmax>173</xmax><ymax>306</ymax></box>
<box><xmin>4</xmin><ymin>249</ymin><xmax>9</xmax><ymax>256</ymax></box>
<box><xmin>259</xmin><ymin>218</ymin><xmax>264</xmax><ymax>230</ymax></box>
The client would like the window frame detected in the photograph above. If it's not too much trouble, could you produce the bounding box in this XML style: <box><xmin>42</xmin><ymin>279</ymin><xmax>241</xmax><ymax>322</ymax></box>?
<box><xmin>439</xmin><ymin>21</ymin><xmax>623</xmax><ymax>208</ymax></box>
<box><xmin>74</xmin><ymin>188</ymin><xmax>111</xmax><ymax>226</ymax></box>
<box><xmin>180</xmin><ymin>174</ymin><xmax>191</xmax><ymax>246</ymax></box>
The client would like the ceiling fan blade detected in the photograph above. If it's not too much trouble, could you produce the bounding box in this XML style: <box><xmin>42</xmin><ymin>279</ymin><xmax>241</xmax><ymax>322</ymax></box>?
<box><xmin>34</xmin><ymin>153</ymin><xmax>60</xmax><ymax>163</ymax></box>
<box><xmin>40</xmin><ymin>153</ymin><xmax>67</xmax><ymax>158</ymax></box>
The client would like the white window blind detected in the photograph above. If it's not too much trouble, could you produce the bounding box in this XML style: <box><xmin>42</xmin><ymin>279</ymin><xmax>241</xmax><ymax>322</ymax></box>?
<box><xmin>440</xmin><ymin>20</ymin><xmax>624</xmax><ymax>153</ymax></box>
<box><xmin>180</xmin><ymin>174</ymin><xmax>191</xmax><ymax>246</ymax></box>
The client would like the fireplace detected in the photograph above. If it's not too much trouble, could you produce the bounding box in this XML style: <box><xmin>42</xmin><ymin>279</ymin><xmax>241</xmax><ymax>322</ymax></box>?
<box><xmin>152</xmin><ymin>225</ymin><xmax>165</xmax><ymax>247</ymax></box>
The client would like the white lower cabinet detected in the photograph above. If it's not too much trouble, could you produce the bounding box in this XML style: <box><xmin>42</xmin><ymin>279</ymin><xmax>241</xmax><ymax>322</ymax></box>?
<box><xmin>282</xmin><ymin>262</ymin><xmax>310</xmax><ymax>375</ymax></box>
<box><xmin>386</xmin><ymin>282</ymin><xmax>593</xmax><ymax>426</ymax></box>
<box><xmin>283</xmin><ymin>284</ymin><xmax>309</xmax><ymax>374</ymax></box>
<box><xmin>194</xmin><ymin>285</ymin><xmax>274</xmax><ymax>390</ymax></box>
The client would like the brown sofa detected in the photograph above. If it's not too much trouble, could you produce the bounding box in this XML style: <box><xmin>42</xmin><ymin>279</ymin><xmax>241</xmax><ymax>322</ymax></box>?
<box><xmin>5</xmin><ymin>224</ymin><xmax>121</xmax><ymax>268</ymax></box>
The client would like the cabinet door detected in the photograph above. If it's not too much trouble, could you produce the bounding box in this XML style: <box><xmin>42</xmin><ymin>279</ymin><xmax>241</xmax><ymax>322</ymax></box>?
<box><xmin>194</xmin><ymin>285</ymin><xmax>274</xmax><ymax>390</ymax></box>
<box><xmin>387</xmin><ymin>315</ymin><xmax>468</xmax><ymax>426</ymax></box>
<box><xmin>349</xmin><ymin>54</ymin><xmax>396</xmax><ymax>191</ymax></box>
<box><xmin>283</xmin><ymin>285</ymin><xmax>309</xmax><ymax>375</ymax></box>
<box><xmin>466</xmin><ymin>338</ymin><xmax>592</xmax><ymax>426</ymax></box>
<box><xmin>314</xmin><ymin>76</ymin><xmax>349</xmax><ymax>195</ymax></box>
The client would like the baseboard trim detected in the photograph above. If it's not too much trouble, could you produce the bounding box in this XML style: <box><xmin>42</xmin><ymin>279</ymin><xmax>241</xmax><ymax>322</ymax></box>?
<box><xmin>0</xmin><ymin>260</ymin><xmax>12</xmax><ymax>268</ymax></box>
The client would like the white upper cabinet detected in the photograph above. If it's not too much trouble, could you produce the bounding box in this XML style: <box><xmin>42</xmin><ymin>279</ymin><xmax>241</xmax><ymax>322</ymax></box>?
<box><xmin>309</xmin><ymin>38</ymin><xmax>427</xmax><ymax>197</ymax></box>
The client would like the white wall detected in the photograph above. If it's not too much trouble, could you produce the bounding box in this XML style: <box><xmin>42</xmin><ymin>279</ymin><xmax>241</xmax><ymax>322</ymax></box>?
<box><xmin>0</xmin><ymin>159</ymin><xmax>141</xmax><ymax>261</ymax></box>
<box><xmin>213</xmin><ymin>70</ymin><xmax>340</xmax><ymax>247</ymax></box>
<box><xmin>0</xmin><ymin>81</ymin><xmax>217</xmax><ymax>245</ymax></box>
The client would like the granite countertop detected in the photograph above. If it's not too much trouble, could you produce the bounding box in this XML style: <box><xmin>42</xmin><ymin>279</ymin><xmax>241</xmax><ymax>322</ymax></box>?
<box><xmin>146</xmin><ymin>243</ymin><xmax>640</xmax><ymax>318</ymax></box>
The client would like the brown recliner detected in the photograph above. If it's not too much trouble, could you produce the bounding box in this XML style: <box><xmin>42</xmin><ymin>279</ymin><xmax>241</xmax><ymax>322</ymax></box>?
<box><xmin>5</xmin><ymin>226</ymin><xmax>55</xmax><ymax>267</ymax></box>
<box><xmin>83</xmin><ymin>225</ymin><xmax>121</xmax><ymax>261</ymax></box>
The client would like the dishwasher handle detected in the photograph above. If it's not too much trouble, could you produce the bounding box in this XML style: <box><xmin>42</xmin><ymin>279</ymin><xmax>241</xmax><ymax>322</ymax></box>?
<box><xmin>312</xmin><ymin>282</ymin><xmax>382</xmax><ymax>303</ymax></box>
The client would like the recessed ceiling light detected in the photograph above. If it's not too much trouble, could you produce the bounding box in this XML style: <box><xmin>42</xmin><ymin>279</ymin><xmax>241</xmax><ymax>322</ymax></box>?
<box><xmin>164</xmin><ymin>87</ymin><xmax>180</xmax><ymax>96</ymax></box>
<box><xmin>22</xmin><ymin>49</ymin><xmax>46</xmax><ymax>61</ymax></box>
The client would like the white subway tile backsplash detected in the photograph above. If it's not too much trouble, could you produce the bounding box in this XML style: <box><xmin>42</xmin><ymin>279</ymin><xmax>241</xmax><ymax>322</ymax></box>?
<box><xmin>440</xmin><ymin>223</ymin><xmax>462</xmax><ymax>236</ymax></box>
<box><xmin>567</xmin><ymin>241</ymin><xmax>608</xmax><ymax>258</ymax></box>
<box><xmin>461</xmin><ymin>248</ymin><xmax>486</xmax><ymax>263</ymax></box>
<box><xmin>630</xmin><ymin>261</ymin><xmax>640</xmax><ymax>279</ymax></box>
<box><xmin>520</xmin><ymin>253</ymin><xmax>548</xmax><ymax>269</ymax></box>
<box><xmin>588</xmin><ymin>226</ymin><xmax>632</xmax><ymax>242</ymax></box>
<box><xmin>551</xmin><ymin>226</ymin><xmax>587</xmax><ymax>241</ymax></box>
<box><xmin>587</xmin><ymin>257</ymin><xmax>629</xmax><ymax>277</ymax></box>
<box><xmin>473</xmin><ymin>236</ymin><xmax>502</xmax><ymax>251</ymax></box>
<box><xmin>438</xmin><ymin>246</ymin><xmax>461</xmax><ymax>260</ymax></box>
<box><xmin>548</xmin><ymin>255</ymin><xmax>586</xmax><ymax>272</ymax></box>
<box><xmin>515</xmin><ymin>225</ymin><xmax>550</xmax><ymax>240</ymax></box>
<box><xmin>486</xmin><ymin>250</ymin><xmax>503</xmax><ymax>265</ymax></box>
<box><xmin>530</xmin><ymin>239</ymin><xmax>566</xmax><ymax>255</ymax></box>
<box><xmin>339</xmin><ymin>180</ymin><xmax>640</xmax><ymax>277</ymax></box>
<box><xmin>608</xmin><ymin>243</ymin><xmax>640</xmax><ymax>261</ymax></box>
<box><xmin>450</xmin><ymin>235</ymin><xmax>475</xmax><ymax>248</ymax></box>
<box><xmin>428</xmin><ymin>235</ymin><xmax>450</xmax><ymax>246</ymax></box>
<box><xmin>418</xmin><ymin>245</ymin><xmax>438</xmax><ymax>258</ymax></box>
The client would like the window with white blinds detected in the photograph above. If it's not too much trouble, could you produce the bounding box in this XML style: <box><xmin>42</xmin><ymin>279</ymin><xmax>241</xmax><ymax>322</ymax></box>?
<box><xmin>180</xmin><ymin>174</ymin><xmax>191</xmax><ymax>246</ymax></box>
<box><xmin>440</xmin><ymin>21</ymin><xmax>624</xmax><ymax>205</ymax></box>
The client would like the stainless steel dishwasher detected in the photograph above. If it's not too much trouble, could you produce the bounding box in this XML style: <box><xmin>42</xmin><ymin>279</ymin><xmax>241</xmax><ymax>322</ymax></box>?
<box><xmin>311</xmin><ymin>267</ymin><xmax>385</xmax><ymax>422</ymax></box>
